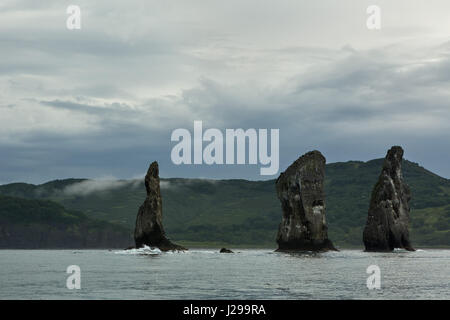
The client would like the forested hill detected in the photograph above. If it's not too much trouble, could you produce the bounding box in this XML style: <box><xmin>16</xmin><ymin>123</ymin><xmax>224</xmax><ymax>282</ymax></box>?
<box><xmin>0</xmin><ymin>158</ymin><xmax>449</xmax><ymax>248</ymax></box>
<box><xmin>0</xmin><ymin>195</ymin><xmax>133</xmax><ymax>248</ymax></box>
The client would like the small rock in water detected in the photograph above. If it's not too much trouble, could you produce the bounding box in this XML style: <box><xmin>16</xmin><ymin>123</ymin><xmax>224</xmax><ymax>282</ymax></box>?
<box><xmin>220</xmin><ymin>248</ymin><xmax>233</xmax><ymax>253</ymax></box>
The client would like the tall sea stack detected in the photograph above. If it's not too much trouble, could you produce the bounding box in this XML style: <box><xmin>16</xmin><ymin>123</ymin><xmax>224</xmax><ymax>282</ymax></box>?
<box><xmin>363</xmin><ymin>146</ymin><xmax>415</xmax><ymax>252</ymax></box>
<box><xmin>134</xmin><ymin>161</ymin><xmax>186</xmax><ymax>251</ymax></box>
<box><xmin>276</xmin><ymin>151</ymin><xmax>336</xmax><ymax>252</ymax></box>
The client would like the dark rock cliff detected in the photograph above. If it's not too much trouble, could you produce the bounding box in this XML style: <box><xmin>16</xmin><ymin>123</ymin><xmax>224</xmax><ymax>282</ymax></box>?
<box><xmin>276</xmin><ymin>151</ymin><xmax>337</xmax><ymax>252</ymax></box>
<box><xmin>363</xmin><ymin>146</ymin><xmax>415</xmax><ymax>252</ymax></box>
<box><xmin>134</xmin><ymin>161</ymin><xmax>186</xmax><ymax>251</ymax></box>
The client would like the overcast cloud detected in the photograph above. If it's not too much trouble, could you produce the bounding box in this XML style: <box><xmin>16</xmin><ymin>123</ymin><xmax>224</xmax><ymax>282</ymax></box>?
<box><xmin>1</xmin><ymin>0</ymin><xmax>450</xmax><ymax>184</ymax></box>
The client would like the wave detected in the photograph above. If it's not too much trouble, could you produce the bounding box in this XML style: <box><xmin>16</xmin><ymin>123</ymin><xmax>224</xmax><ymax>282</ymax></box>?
<box><xmin>393</xmin><ymin>248</ymin><xmax>424</xmax><ymax>252</ymax></box>
<box><xmin>114</xmin><ymin>245</ymin><xmax>162</xmax><ymax>255</ymax></box>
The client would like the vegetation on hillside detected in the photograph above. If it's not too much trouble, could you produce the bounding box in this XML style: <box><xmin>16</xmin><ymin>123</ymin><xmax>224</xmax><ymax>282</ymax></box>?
<box><xmin>0</xmin><ymin>159</ymin><xmax>449</xmax><ymax>248</ymax></box>
<box><xmin>0</xmin><ymin>195</ymin><xmax>132</xmax><ymax>248</ymax></box>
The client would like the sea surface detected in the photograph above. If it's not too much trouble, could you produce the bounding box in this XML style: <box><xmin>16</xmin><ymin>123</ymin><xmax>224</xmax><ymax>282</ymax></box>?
<box><xmin>0</xmin><ymin>248</ymin><xmax>449</xmax><ymax>299</ymax></box>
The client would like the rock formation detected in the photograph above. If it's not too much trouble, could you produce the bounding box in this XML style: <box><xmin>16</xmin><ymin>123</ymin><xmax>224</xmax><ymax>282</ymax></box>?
<box><xmin>363</xmin><ymin>146</ymin><xmax>415</xmax><ymax>252</ymax></box>
<box><xmin>219</xmin><ymin>248</ymin><xmax>233</xmax><ymax>253</ymax></box>
<box><xmin>134</xmin><ymin>161</ymin><xmax>186</xmax><ymax>251</ymax></box>
<box><xmin>275</xmin><ymin>150</ymin><xmax>337</xmax><ymax>252</ymax></box>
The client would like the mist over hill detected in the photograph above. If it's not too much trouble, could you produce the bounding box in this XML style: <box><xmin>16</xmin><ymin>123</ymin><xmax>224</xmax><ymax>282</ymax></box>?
<box><xmin>0</xmin><ymin>158</ymin><xmax>449</xmax><ymax>248</ymax></box>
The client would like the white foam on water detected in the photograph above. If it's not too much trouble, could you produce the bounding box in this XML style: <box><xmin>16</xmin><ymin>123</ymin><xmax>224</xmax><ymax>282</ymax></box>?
<box><xmin>393</xmin><ymin>248</ymin><xmax>419</xmax><ymax>253</ymax></box>
<box><xmin>114</xmin><ymin>245</ymin><xmax>162</xmax><ymax>255</ymax></box>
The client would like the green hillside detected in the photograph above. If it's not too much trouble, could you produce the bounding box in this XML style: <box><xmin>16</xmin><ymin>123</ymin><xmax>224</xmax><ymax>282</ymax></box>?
<box><xmin>0</xmin><ymin>159</ymin><xmax>449</xmax><ymax>248</ymax></box>
<box><xmin>0</xmin><ymin>195</ymin><xmax>133</xmax><ymax>248</ymax></box>
<box><xmin>324</xmin><ymin>159</ymin><xmax>450</xmax><ymax>246</ymax></box>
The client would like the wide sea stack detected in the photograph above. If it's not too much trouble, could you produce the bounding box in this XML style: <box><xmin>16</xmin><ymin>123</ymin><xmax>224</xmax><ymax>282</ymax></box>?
<box><xmin>276</xmin><ymin>151</ymin><xmax>336</xmax><ymax>252</ymax></box>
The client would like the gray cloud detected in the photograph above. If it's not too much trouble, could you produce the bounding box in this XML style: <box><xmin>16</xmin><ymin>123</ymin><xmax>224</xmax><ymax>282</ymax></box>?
<box><xmin>1</xmin><ymin>0</ymin><xmax>450</xmax><ymax>184</ymax></box>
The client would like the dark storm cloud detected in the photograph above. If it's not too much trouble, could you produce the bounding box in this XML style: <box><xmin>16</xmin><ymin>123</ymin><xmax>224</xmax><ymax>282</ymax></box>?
<box><xmin>40</xmin><ymin>99</ymin><xmax>134</xmax><ymax>116</ymax></box>
<box><xmin>1</xmin><ymin>0</ymin><xmax>450</xmax><ymax>184</ymax></box>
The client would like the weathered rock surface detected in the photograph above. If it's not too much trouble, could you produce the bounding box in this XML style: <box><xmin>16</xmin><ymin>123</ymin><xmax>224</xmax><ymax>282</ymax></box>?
<box><xmin>276</xmin><ymin>150</ymin><xmax>337</xmax><ymax>252</ymax></box>
<box><xmin>219</xmin><ymin>247</ymin><xmax>233</xmax><ymax>253</ymax></box>
<box><xmin>134</xmin><ymin>161</ymin><xmax>186</xmax><ymax>251</ymax></box>
<box><xmin>363</xmin><ymin>146</ymin><xmax>415</xmax><ymax>252</ymax></box>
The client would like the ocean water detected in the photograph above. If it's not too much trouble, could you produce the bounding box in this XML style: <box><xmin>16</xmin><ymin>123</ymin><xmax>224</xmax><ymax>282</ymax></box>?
<box><xmin>0</xmin><ymin>248</ymin><xmax>449</xmax><ymax>299</ymax></box>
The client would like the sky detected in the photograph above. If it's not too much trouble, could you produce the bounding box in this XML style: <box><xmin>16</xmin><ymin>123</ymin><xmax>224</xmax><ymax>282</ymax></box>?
<box><xmin>1</xmin><ymin>0</ymin><xmax>450</xmax><ymax>184</ymax></box>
